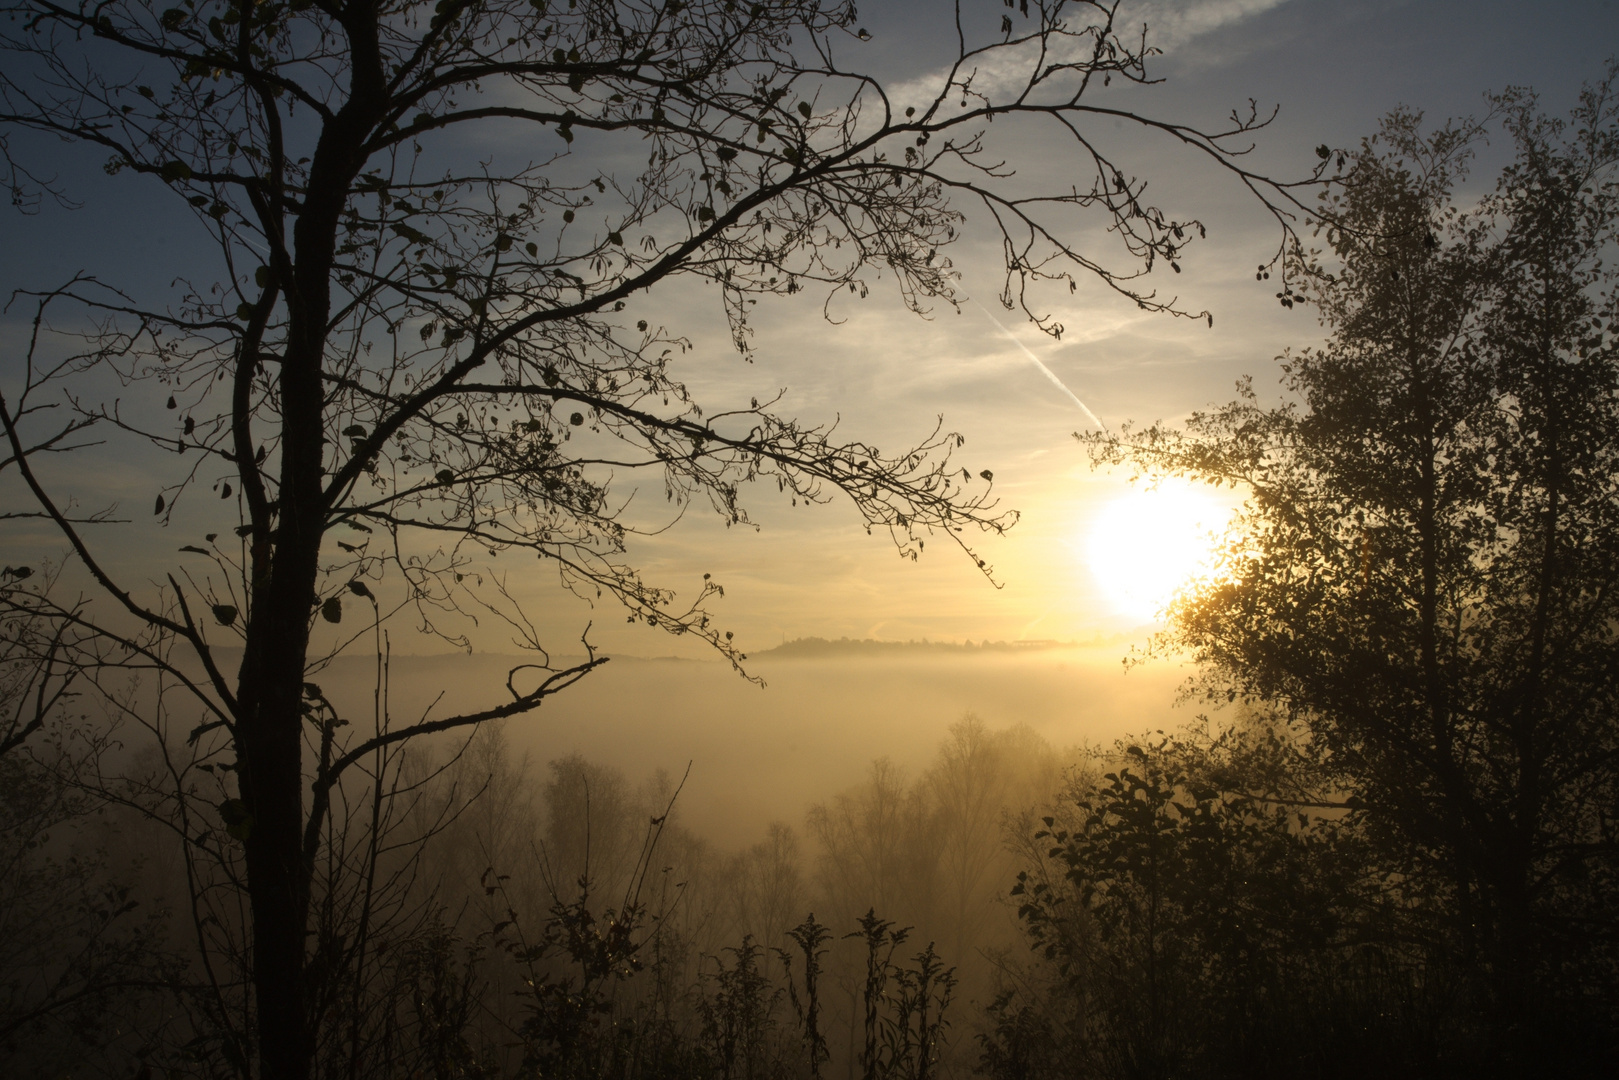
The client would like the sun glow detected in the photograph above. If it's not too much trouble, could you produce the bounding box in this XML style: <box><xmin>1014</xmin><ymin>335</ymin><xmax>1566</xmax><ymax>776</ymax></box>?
<box><xmin>1086</xmin><ymin>481</ymin><xmax>1235</xmax><ymax>624</ymax></box>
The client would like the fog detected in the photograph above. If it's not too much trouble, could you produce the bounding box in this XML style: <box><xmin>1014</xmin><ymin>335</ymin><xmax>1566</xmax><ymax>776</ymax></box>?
<box><xmin>308</xmin><ymin>640</ymin><xmax>1187</xmax><ymax>848</ymax></box>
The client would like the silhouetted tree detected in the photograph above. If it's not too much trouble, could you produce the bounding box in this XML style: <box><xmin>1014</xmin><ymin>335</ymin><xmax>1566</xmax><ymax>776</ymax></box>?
<box><xmin>1007</xmin><ymin>721</ymin><xmax>1382</xmax><ymax>1079</ymax></box>
<box><xmin>0</xmin><ymin>2</ymin><xmax>1319</xmax><ymax>1075</ymax></box>
<box><xmin>1085</xmin><ymin>72</ymin><xmax>1619</xmax><ymax>1063</ymax></box>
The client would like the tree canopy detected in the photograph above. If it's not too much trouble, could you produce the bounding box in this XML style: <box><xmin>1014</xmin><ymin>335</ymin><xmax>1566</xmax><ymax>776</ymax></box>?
<box><xmin>1085</xmin><ymin>70</ymin><xmax>1619</xmax><ymax>1054</ymax></box>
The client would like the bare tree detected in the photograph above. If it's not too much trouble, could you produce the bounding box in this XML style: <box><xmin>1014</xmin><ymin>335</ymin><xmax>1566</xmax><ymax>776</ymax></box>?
<box><xmin>0</xmin><ymin>1</ymin><xmax>1318</xmax><ymax>1076</ymax></box>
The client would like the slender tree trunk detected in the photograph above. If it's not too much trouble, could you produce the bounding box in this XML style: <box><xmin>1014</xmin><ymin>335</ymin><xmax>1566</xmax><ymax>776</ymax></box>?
<box><xmin>1486</xmin><ymin>861</ymin><xmax>1537</xmax><ymax>1061</ymax></box>
<box><xmin>237</xmin><ymin>276</ymin><xmax>331</xmax><ymax>1080</ymax></box>
<box><xmin>231</xmin><ymin>10</ymin><xmax>387</xmax><ymax>1073</ymax></box>
<box><xmin>1488</xmin><ymin>267</ymin><xmax>1564</xmax><ymax>1061</ymax></box>
<box><xmin>237</xmin><ymin>611</ymin><xmax>318</xmax><ymax>1080</ymax></box>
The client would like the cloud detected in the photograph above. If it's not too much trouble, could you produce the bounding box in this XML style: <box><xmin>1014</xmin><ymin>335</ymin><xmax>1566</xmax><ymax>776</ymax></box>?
<box><xmin>1124</xmin><ymin>0</ymin><xmax>1292</xmax><ymax>51</ymax></box>
<box><xmin>971</xmin><ymin>299</ymin><xmax>1106</xmax><ymax>430</ymax></box>
<box><xmin>886</xmin><ymin>0</ymin><xmax>1293</xmax><ymax>110</ymax></box>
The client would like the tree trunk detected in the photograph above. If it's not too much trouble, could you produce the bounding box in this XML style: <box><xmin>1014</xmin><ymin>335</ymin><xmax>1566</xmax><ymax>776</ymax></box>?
<box><xmin>1487</xmin><ymin>861</ymin><xmax>1536</xmax><ymax>1062</ymax></box>
<box><xmin>237</xmin><ymin>619</ymin><xmax>316</xmax><ymax>1080</ymax></box>
<box><xmin>230</xmin><ymin>12</ymin><xmax>386</xmax><ymax>1071</ymax></box>
<box><xmin>237</xmin><ymin>311</ymin><xmax>329</xmax><ymax>1079</ymax></box>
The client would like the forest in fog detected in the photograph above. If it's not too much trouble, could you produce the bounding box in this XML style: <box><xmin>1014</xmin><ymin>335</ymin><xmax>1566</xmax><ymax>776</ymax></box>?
<box><xmin>2</xmin><ymin>663</ymin><xmax>1086</xmax><ymax>1079</ymax></box>
<box><xmin>9</xmin><ymin>645</ymin><xmax>1615</xmax><ymax>1080</ymax></box>
<box><xmin>4</xmin><ymin>0</ymin><xmax>1619</xmax><ymax>1077</ymax></box>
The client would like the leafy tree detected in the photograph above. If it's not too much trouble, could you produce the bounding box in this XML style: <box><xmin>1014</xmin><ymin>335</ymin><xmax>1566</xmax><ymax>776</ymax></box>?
<box><xmin>1006</xmin><ymin>723</ymin><xmax>1366</xmax><ymax>1079</ymax></box>
<box><xmin>0</xmin><ymin>1</ymin><xmax>1315</xmax><ymax>1075</ymax></box>
<box><xmin>1085</xmin><ymin>71</ymin><xmax>1619</xmax><ymax>1059</ymax></box>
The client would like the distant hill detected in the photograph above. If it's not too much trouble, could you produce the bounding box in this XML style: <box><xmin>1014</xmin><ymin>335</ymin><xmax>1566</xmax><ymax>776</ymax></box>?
<box><xmin>754</xmin><ymin>636</ymin><xmax>1079</xmax><ymax>659</ymax></box>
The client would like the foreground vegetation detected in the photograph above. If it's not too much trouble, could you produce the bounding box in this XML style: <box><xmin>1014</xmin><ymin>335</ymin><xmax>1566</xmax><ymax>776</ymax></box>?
<box><xmin>6</xmin><ymin>691</ymin><xmax>1614</xmax><ymax>1079</ymax></box>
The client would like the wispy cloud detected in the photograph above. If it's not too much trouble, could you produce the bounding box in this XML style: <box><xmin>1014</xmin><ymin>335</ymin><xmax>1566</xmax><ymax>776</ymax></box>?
<box><xmin>1123</xmin><ymin>0</ymin><xmax>1292</xmax><ymax>51</ymax></box>
<box><xmin>886</xmin><ymin>0</ymin><xmax>1293</xmax><ymax>110</ymax></box>
<box><xmin>972</xmin><ymin>299</ymin><xmax>1106</xmax><ymax>430</ymax></box>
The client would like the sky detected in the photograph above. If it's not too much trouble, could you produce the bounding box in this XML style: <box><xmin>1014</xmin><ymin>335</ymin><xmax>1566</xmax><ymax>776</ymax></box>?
<box><xmin>4</xmin><ymin>0</ymin><xmax>1618</xmax><ymax>664</ymax></box>
<box><xmin>582</xmin><ymin>0</ymin><xmax>1619</xmax><ymax>655</ymax></box>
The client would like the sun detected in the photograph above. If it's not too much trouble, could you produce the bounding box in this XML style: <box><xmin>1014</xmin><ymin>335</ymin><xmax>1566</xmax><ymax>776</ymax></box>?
<box><xmin>1086</xmin><ymin>481</ymin><xmax>1234</xmax><ymax>624</ymax></box>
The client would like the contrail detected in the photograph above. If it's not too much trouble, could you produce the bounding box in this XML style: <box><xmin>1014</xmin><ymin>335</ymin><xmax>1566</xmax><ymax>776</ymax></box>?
<box><xmin>972</xmin><ymin>299</ymin><xmax>1106</xmax><ymax>431</ymax></box>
